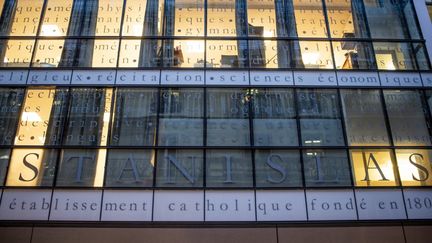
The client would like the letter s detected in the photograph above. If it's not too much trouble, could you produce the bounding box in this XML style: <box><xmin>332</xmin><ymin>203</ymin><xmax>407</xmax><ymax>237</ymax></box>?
<box><xmin>19</xmin><ymin>153</ymin><xmax>40</xmax><ymax>182</ymax></box>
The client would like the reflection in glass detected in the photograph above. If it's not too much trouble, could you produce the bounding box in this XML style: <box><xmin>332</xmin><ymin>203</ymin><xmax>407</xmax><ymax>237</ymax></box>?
<box><xmin>206</xmin><ymin>150</ymin><xmax>252</xmax><ymax>187</ymax></box>
<box><xmin>303</xmin><ymin>150</ymin><xmax>351</xmax><ymax>187</ymax></box>
<box><xmin>105</xmin><ymin>149</ymin><xmax>155</xmax><ymax>187</ymax></box>
<box><xmin>111</xmin><ymin>88</ymin><xmax>157</xmax><ymax>146</ymax></box>
<box><xmin>56</xmin><ymin>149</ymin><xmax>106</xmax><ymax>187</ymax></box>
<box><xmin>297</xmin><ymin>41</ymin><xmax>333</xmax><ymax>69</ymax></box>
<box><xmin>341</xmin><ymin>89</ymin><xmax>390</xmax><ymax>146</ymax></box>
<box><xmin>412</xmin><ymin>43</ymin><xmax>430</xmax><ymax>71</ymax></box>
<box><xmin>332</xmin><ymin>41</ymin><xmax>376</xmax><ymax>69</ymax></box>
<box><xmin>0</xmin><ymin>149</ymin><xmax>9</xmax><ymax>186</ymax></box>
<box><xmin>173</xmin><ymin>0</ymin><xmax>204</xmax><ymax>36</ymax></box>
<box><xmin>58</xmin><ymin>39</ymin><xmax>119</xmax><ymax>67</ymax></box>
<box><xmin>249</xmin><ymin>40</ymin><xmax>277</xmax><ymax>68</ymax></box>
<box><xmin>396</xmin><ymin>150</ymin><xmax>432</xmax><ymax>186</ymax></box>
<box><xmin>32</xmin><ymin>40</ymin><xmax>66</xmax><ymax>67</ymax></box>
<box><xmin>158</xmin><ymin>88</ymin><xmax>203</xmax><ymax>146</ymax></box>
<box><xmin>6</xmin><ymin>149</ymin><xmax>57</xmax><ymax>186</ymax></box>
<box><xmin>293</xmin><ymin>0</ymin><xmax>327</xmax><ymax>37</ymax></box>
<box><xmin>384</xmin><ymin>90</ymin><xmax>431</xmax><ymax>146</ymax></box>
<box><xmin>297</xmin><ymin>89</ymin><xmax>344</xmax><ymax>146</ymax></box>
<box><xmin>252</xmin><ymin>89</ymin><xmax>298</xmax><ymax>146</ymax></box>
<box><xmin>119</xmin><ymin>39</ymin><xmax>162</xmax><ymax>67</ymax></box>
<box><xmin>0</xmin><ymin>39</ymin><xmax>34</xmax><ymax>67</ymax></box>
<box><xmin>350</xmin><ymin>149</ymin><xmax>399</xmax><ymax>187</ymax></box>
<box><xmin>63</xmin><ymin>88</ymin><xmax>112</xmax><ymax>146</ymax></box>
<box><xmin>94</xmin><ymin>0</ymin><xmax>123</xmax><ymax>36</ymax></box>
<box><xmin>207</xmin><ymin>0</ymin><xmax>238</xmax><ymax>37</ymax></box>
<box><xmin>325</xmin><ymin>0</ymin><xmax>369</xmax><ymax>38</ymax></box>
<box><xmin>122</xmin><ymin>0</ymin><xmax>163</xmax><ymax>36</ymax></box>
<box><xmin>0</xmin><ymin>88</ymin><xmax>24</xmax><ymax>145</ymax></box>
<box><xmin>156</xmin><ymin>149</ymin><xmax>203</xmax><ymax>187</ymax></box>
<box><xmin>374</xmin><ymin>42</ymin><xmax>416</xmax><ymax>70</ymax></box>
<box><xmin>206</xmin><ymin>40</ymin><xmax>248</xmax><ymax>68</ymax></box>
<box><xmin>40</xmin><ymin>0</ymin><xmax>73</xmax><ymax>36</ymax></box>
<box><xmin>364</xmin><ymin>0</ymin><xmax>420</xmax><ymax>39</ymax></box>
<box><xmin>163</xmin><ymin>39</ymin><xmax>204</xmax><ymax>67</ymax></box>
<box><xmin>0</xmin><ymin>0</ymin><xmax>43</xmax><ymax>36</ymax></box>
<box><xmin>207</xmin><ymin>89</ymin><xmax>250</xmax><ymax>146</ymax></box>
<box><xmin>15</xmin><ymin>88</ymin><xmax>69</xmax><ymax>146</ymax></box>
<box><xmin>247</xmin><ymin>0</ymin><xmax>276</xmax><ymax>37</ymax></box>
<box><xmin>255</xmin><ymin>150</ymin><xmax>302</xmax><ymax>187</ymax></box>
<box><xmin>59</xmin><ymin>0</ymin><xmax>98</xmax><ymax>66</ymax></box>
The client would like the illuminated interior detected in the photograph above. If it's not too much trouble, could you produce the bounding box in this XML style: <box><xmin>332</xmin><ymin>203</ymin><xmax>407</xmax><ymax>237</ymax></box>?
<box><xmin>350</xmin><ymin>150</ymin><xmax>399</xmax><ymax>187</ymax></box>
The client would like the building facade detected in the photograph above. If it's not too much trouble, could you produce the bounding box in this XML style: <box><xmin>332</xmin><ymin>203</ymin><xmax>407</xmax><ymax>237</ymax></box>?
<box><xmin>0</xmin><ymin>0</ymin><xmax>432</xmax><ymax>242</ymax></box>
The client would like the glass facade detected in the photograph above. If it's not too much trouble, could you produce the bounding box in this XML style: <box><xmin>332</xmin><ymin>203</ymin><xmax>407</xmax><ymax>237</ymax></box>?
<box><xmin>0</xmin><ymin>87</ymin><xmax>431</xmax><ymax>188</ymax></box>
<box><xmin>0</xmin><ymin>0</ymin><xmax>428</xmax><ymax>70</ymax></box>
<box><xmin>0</xmin><ymin>0</ymin><xmax>431</xmax><ymax>227</ymax></box>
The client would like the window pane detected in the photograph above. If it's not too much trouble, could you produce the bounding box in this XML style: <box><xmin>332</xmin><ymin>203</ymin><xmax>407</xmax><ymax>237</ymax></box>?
<box><xmin>206</xmin><ymin>40</ymin><xmax>248</xmax><ymax>68</ymax></box>
<box><xmin>6</xmin><ymin>149</ymin><xmax>57</xmax><ymax>187</ymax></box>
<box><xmin>32</xmin><ymin>40</ymin><xmax>66</xmax><ymax>68</ymax></box>
<box><xmin>255</xmin><ymin>150</ymin><xmax>302</xmax><ymax>187</ymax></box>
<box><xmin>374</xmin><ymin>42</ymin><xmax>416</xmax><ymax>70</ymax></box>
<box><xmin>155</xmin><ymin>149</ymin><xmax>203</xmax><ymax>187</ymax></box>
<box><xmin>56</xmin><ymin>149</ymin><xmax>106</xmax><ymax>187</ymax></box>
<box><xmin>119</xmin><ymin>39</ymin><xmax>162</xmax><ymax>68</ymax></box>
<box><xmin>0</xmin><ymin>39</ymin><xmax>34</xmax><ymax>67</ymax></box>
<box><xmin>0</xmin><ymin>0</ymin><xmax>43</xmax><ymax>36</ymax></box>
<box><xmin>58</xmin><ymin>39</ymin><xmax>119</xmax><ymax>67</ymax></box>
<box><xmin>341</xmin><ymin>89</ymin><xmax>390</xmax><ymax>146</ymax></box>
<box><xmin>111</xmin><ymin>88</ymin><xmax>157</xmax><ymax>146</ymax></box>
<box><xmin>325</xmin><ymin>0</ymin><xmax>369</xmax><ymax>38</ymax></box>
<box><xmin>158</xmin><ymin>88</ymin><xmax>203</xmax><ymax>146</ymax></box>
<box><xmin>0</xmin><ymin>149</ymin><xmax>10</xmax><ymax>186</ymax></box>
<box><xmin>65</xmin><ymin>0</ymin><xmax>123</xmax><ymax>36</ymax></box>
<box><xmin>412</xmin><ymin>42</ymin><xmax>430</xmax><ymax>71</ymax></box>
<box><xmin>384</xmin><ymin>90</ymin><xmax>431</xmax><ymax>146</ymax></box>
<box><xmin>0</xmin><ymin>88</ymin><xmax>25</xmax><ymax>145</ymax></box>
<box><xmin>162</xmin><ymin>39</ymin><xmax>205</xmax><ymax>67</ymax></box>
<box><xmin>40</xmin><ymin>0</ymin><xmax>73</xmax><ymax>36</ymax></box>
<box><xmin>297</xmin><ymin>41</ymin><xmax>333</xmax><ymax>69</ymax></box>
<box><xmin>247</xmin><ymin>0</ymin><xmax>276</xmax><ymax>37</ymax></box>
<box><xmin>206</xmin><ymin>149</ymin><xmax>252</xmax><ymax>187</ymax></box>
<box><xmin>364</xmin><ymin>0</ymin><xmax>419</xmax><ymax>39</ymax></box>
<box><xmin>173</xmin><ymin>0</ymin><xmax>204</xmax><ymax>36</ymax></box>
<box><xmin>297</xmin><ymin>89</ymin><xmax>344</xmax><ymax>146</ymax></box>
<box><xmin>207</xmin><ymin>89</ymin><xmax>250</xmax><ymax>146</ymax></box>
<box><xmin>94</xmin><ymin>0</ymin><xmax>123</xmax><ymax>36</ymax></box>
<box><xmin>207</xmin><ymin>0</ymin><xmax>247</xmax><ymax>37</ymax></box>
<box><xmin>15</xmin><ymin>88</ymin><xmax>69</xmax><ymax>146</ymax></box>
<box><xmin>395</xmin><ymin>150</ymin><xmax>432</xmax><ymax>186</ymax></box>
<box><xmin>105</xmin><ymin>149</ymin><xmax>155</xmax><ymax>187</ymax></box>
<box><xmin>350</xmin><ymin>149</ymin><xmax>399</xmax><ymax>187</ymax></box>
<box><xmin>293</xmin><ymin>0</ymin><xmax>327</xmax><ymax>37</ymax></box>
<box><xmin>332</xmin><ymin>41</ymin><xmax>376</xmax><ymax>69</ymax></box>
<box><xmin>252</xmin><ymin>88</ymin><xmax>298</xmax><ymax>146</ymax></box>
<box><xmin>122</xmin><ymin>0</ymin><xmax>163</xmax><ymax>36</ymax></box>
<box><xmin>303</xmin><ymin>150</ymin><xmax>351</xmax><ymax>187</ymax></box>
<box><xmin>249</xmin><ymin>40</ymin><xmax>278</xmax><ymax>68</ymax></box>
<box><xmin>63</xmin><ymin>88</ymin><xmax>112</xmax><ymax>146</ymax></box>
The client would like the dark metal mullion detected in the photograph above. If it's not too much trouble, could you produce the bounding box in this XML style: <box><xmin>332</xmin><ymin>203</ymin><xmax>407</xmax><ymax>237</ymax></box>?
<box><xmin>115</xmin><ymin>0</ymin><xmax>129</xmax><ymax>69</ymax></box>
<box><xmin>336</xmin><ymin>89</ymin><xmax>355</xmax><ymax>188</ymax></box>
<box><xmin>152</xmin><ymin>86</ymin><xmax>162</xmax><ymax>188</ymax></box>
<box><xmin>293</xmin><ymin>88</ymin><xmax>305</xmax><ymax>188</ymax></box>
<box><xmin>321</xmin><ymin>0</ymin><xmax>337</xmax><ymax>70</ymax></box>
<box><xmin>28</xmin><ymin>0</ymin><xmax>50</xmax><ymax>68</ymax></box>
